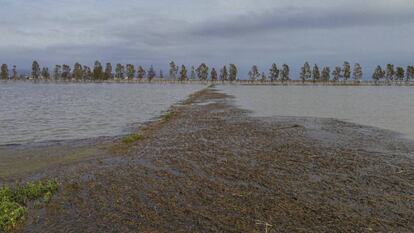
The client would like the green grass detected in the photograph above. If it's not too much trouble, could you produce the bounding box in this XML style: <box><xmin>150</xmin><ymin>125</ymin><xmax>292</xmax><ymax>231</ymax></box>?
<box><xmin>163</xmin><ymin>112</ymin><xmax>173</xmax><ymax>122</ymax></box>
<box><xmin>0</xmin><ymin>180</ymin><xmax>59</xmax><ymax>232</ymax></box>
<box><xmin>122</xmin><ymin>134</ymin><xmax>143</xmax><ymax>144</ymax></box>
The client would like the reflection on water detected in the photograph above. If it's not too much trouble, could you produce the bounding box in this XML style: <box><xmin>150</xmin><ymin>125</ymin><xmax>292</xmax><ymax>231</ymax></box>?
<box><xmin>219</xmin><ymin>85</ymin><xmax>414</xmax><ymax>139</ymax></box>
<box><xmin>0</xmin><ymin>83</ymin><xmax>205</xmax><ymax>145</ymax></box>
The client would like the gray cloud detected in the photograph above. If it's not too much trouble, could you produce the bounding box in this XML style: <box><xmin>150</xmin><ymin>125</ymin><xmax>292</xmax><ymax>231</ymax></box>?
<box><xmin>191</xmin><ymin>5</ymin><xmax>414</xmax><ymax>38</ymax></box>
<box><xmin>0</xmin><ymin>0</ymin><xmax>413</xmax><ymax>78</ymax></box>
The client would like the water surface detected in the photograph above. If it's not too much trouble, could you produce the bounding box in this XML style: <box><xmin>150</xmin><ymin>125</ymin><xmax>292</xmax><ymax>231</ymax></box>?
<box><xmin>219</xmin><ymin>85</ymin><xmax>414</xmax><ymax>139</ymax></box>
<box><xmin>0</xmin><ymin>83</ymin><xmax>205</xmax><ymax>145</ymax></box>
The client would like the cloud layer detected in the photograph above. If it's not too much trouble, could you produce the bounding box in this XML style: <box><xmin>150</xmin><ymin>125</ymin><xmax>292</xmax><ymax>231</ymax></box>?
<box><xmin>0</xmin><ymin>0</ymin><xmax>413</xmax><ymax>77</ymax></box>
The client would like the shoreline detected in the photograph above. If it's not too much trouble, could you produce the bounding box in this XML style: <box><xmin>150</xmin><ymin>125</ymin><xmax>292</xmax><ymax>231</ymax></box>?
<box><xmin>0</xmin><ymin>89</ymin><xmax>203</xmax><ymax>184</ymax></box>
<box><xmin>2</xmin><ymin>87</ymin><xmax>414</xmax><ymax>232</ymax></box>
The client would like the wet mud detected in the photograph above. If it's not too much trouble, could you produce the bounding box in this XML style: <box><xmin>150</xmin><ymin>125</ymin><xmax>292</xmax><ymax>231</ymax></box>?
<box><xmin>9</xmin><ymin>87</ymin><xmax>414</xmax><ymax>232</ymax></box>
<box><xmin>0</xmin><ymin>137</ymin><xmax>116</xmax><ymax>184</ymax></box>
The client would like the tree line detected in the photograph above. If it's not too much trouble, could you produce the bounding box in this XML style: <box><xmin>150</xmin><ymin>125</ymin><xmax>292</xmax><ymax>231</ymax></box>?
<box><xmin>0</xmin><ymin>61</ymin><xmax>238</xmax><ymax>82</ymax></box>
<box><xmin>1</xmin><ymin>60</ymin><xmax>413</xmax><ymax>83</ymax></box>
<box><xmin>248</xmin><ymin>62</ymin><xmax>413</xmax><ymax>83</ymax></box>
<box><xmin>372</xmin><ymin>64</ymin><xmax>414</xmax><ymax>83</ymax></box>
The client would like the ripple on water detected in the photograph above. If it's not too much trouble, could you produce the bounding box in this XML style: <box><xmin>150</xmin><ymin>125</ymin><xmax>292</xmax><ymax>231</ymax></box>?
<box><xmin>218</xmin><ymin>85</ymin><xmax>414</xmax><ymax>140</ymax></box>
<box><xmin>0</xmin><ymin>83</ymin><xmax>205</xmax><ymax>145</ymax></box>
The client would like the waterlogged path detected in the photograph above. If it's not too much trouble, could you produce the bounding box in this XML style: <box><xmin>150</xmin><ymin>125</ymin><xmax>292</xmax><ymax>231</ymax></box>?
<box><xmin>15</xmin><ymin>87</ymin><xmax>414</xmax><ymax>233</ymax></box>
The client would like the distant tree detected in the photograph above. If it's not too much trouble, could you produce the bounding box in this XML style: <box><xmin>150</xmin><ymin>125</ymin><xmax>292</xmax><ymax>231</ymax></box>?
<box><xmin>1</xmin><ymin>64</ymin><xmax>9</xmax><ymax>80</ymax></box>
<box><xmin>405</xmin><ymin>66</ymin><xmax>410</xmax><ymax>82</ymax></box>
<box><xmin>248</xmin><ymin>65</ymin><xmax>260</xmax><ymax>82</ymax></box>
<box><xmin>260</xmin><ymin>72</ymin><xmax>267</xmax><ymax>82</ymax></box>
<box><xmin>410</xmin><ymin>66</ymin><xmax>414</xmax><ymax>81</ymax></box>
<box><xmin>211</xmin><ymin>68</ymin><xmax>218</xmax><ymax>81</ymax></box>
<box><xmin>196</xmin><ymin>63</ymin><xmax>209</xmax><ymax>81</ymax></box>
<box><xmin>229</xmin><ymin>64</ymin><xmax>238</xmax><ymax>82</ymax></box>
<box><xmin>12</xmin><ymin>65</ymin><xmax>17</xmax><ymax>80</ymax></box>
<box><xmin>396</xmin><ymin>67</ymin><xmax>405</xmax><ymax>81</ymax></box>
<box><xmin>93</xmin><ymin>61</ymin><xmax>103</xmax><ymax>80</ymax></box>
<box><xmin>300</xmin><ymin>62</ymin><xmax>311</xmax><ymax>82</ymax></box>
<box><xmin>62</xmin><ymin>64</ymin><xmax>71</xmax><ymax>80</ymax></box>
<box><xmin>332</xmin><ymin>66</ymin><xmax>341</xmax><ymax>81</ymax></box>
<box><xmin>169</xmin><ymin>61</ymin><xmax>178</xmax><ymax>80</ymax></box>
<box><xmin>312</xmin><ymin>64</ymin><xmax>320</xmax><ymax>82</ymax></box>
<box><xmin>372</xmin><ymin>65</ymin><xmax>385</xmax><ymax>83</ymax></box>
<box><xmin>342</xmin><ymin>61</ymin><xmax>351</xmax><ymax>81</ymax></box>
<box><xmin>32</xmin><ymin>61</ymin><xmax>41</xmax><ymax>79</ymax></box>
<box><xmin>137</xmin><ymin>66</ymin><xmax>146</xmax><ymax>80</ymax></box>
<box><xmin>83</xmin><ymin>66</ymin><xmax>92</xmax><ymax>80</ymax></box>
<box><xmin>386</xmin><ymin>64</ymin><xmax>395</xmax><ymax>82</ymax></box>
<box><xmin>104</xmin><ymin>63</ymin><xmax>113</xmax><ymax>80</ymax></box>
<box><xmin>220</xmin><ymin>65</ymin><xmax>228</xmax><ymax>82</ymax></box>
<box><xmin>190</xmin><ymin>66</ymin><xmax>197</xmax><ymax>80</ymax></box>
<box><xmin>406</xmin><ymin>66</ymin><xmax>414</xmax><ymax>82</ymax></box>
<box><xmin>159</xmin><ymin>70</ymin><xmax>164</xmax><ymax>79</ymax></box>
<box><xmin>352</xmin><ymin>63</ymin><xmax>363</xmax><ymax>81</ymax></box>
<box><xmin>41</xmin><ymin>67</ymin><xmax>50</xmax><ymax>80</ymax></box>
<box><xmin>299</xmin><ymin>64</ymin><xmax>306</xmax><ymax>82</ymax></box>
<box><xmin>321</xmin><ymin>67</ymin><xmax>331</xmax><ymax>82</ymax></box>
<box><xmin>379</xmin><ymin>66</ymin><xmax>386</xmax><ymax>81</ymax></box>
<box><xmin>73</xmin><ymin>63</ymin><xmax>83</xmax><ymax>80</ymax></box>
<box><xmin>269</xmin><ymin>63</ymin><xmax>279</xmax><ymax>82</ymax></box>
<box><xmin>53</xmin><ymin>65</ymin><xmax>62</xmax><ymax>80</ymax></box>
<box><xmin>148</xmin><ymin>66</ymin><xmax>156</xmax><ymax>82</ymax></box>
<box><xmin>115</xmin><ymin>64</ymin><xmax>124</xmax><ymax>79</ymax></box>
<box><xmin>280</xmin><ymin>64</ymin><xmax>290</xmax><ymax>82</ymax></box>
<box><xmin>126</xmin><ymin>64</ymin><xmax>135</xmax><ymax>80</ymax></box>
<box><xmin>179</xmin><ymin>65</ymin><xmax>188</xmax><ymax>81</ymax></box>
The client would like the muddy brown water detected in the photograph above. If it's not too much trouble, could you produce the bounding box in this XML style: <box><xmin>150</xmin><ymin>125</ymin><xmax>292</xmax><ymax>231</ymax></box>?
<box><xmin>218</xmin><ymin>85</ymin><xmax>414</xmax><ymax>140</ymax></box>
<box><xmin>0</xmin><ymin>83</ymin><xmax>205</xmax><ymax>145</ymax></box>
<box><xmin>10</xmin><ymin>87</ymin><xmax>413</xmax><ymax>233</ymax></box>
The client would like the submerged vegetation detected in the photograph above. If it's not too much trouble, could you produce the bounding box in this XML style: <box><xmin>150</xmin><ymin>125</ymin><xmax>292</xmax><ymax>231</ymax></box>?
<box><xmin>162</xmin><ymin>112</ymin><xmax>174</xmax><ymax>122</ymax></box>
<box><xmin>113</xmin><ymin>111</ymin><xmax>176</xmax><ymax>153</ymax></box>
<box><xmin>0</xmin><ymin>60</ymin><xmax>413</xmax><ymax>84</ymax></box>
<box><xmin>122</xmin><ymin>134</ymin><xmax>143</xmax><ymax>144</ymax></box>
<box><xmin>0</xmin><ymin>180</ymin><xmax>59</xmax><ymax>232</ymax></box>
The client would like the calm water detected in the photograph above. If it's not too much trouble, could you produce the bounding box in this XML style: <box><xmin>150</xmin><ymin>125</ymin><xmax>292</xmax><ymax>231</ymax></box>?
<box><xmin>0</xmin><ymin>83</ymin><xmax>205</xmax><ymax>145</ymax></box>
<box><xmin>219</xmin><ymin>86</ymin><xmax>414</xmax><ymax>139</ymax></box>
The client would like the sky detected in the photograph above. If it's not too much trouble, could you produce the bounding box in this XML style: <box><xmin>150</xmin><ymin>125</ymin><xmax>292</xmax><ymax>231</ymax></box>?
<box><xmin>0</xmin><ymin>0</ymin><xmax>413</xmax><ymax>78</ymax></box>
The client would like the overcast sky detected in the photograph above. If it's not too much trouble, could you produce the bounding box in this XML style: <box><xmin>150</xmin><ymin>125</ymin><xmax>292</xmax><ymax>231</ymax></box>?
<box><xmin>0</xmin><ymin>0</ymin><xmax>413</xmax><ymax>77</ymax></box>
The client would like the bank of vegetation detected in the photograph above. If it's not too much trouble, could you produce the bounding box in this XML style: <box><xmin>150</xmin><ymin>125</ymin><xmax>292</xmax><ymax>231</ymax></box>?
<box><xmin>1</xmin><ymin>61</ymin><xmax>413</xmax><ymax>84</ymax></box>
<box><xmin>0</xmin><ymin>180</ymin><xmax>59</xmax><ymax>232</ymax></box>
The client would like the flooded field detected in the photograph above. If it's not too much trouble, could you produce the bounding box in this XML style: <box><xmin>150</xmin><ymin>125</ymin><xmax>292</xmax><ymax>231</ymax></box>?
<box><xmin>219</xmin><ymin>85</ymin><xmax>414</xmax><ymax>139</ymax></box>
<box><xmin>0</xmin><ymin>83</ymin><xmax>205</xmax><ymax>145</ymax></box>
<box><xmin>15</xmin><ymin>88</ymin><xmax>414</xmax><ymax>233</ymax></box>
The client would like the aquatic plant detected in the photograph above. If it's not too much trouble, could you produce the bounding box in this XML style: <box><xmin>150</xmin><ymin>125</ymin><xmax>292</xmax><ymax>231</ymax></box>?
<box><xmin>0</xmin><ymin>195</ymin><xmax>26</xmax><ymax>232</ymax></box>
<box><xmin>122</xmin><ymin>134</ymin><xmax>143</xmax><ymax>144</ymax></box>
<box><xmin>0</xmin><ymin>180</ymin><xmax>59</xmax><ymax>232</ymax></box>
<box><xmin>163</xmin><ymin>112</ymin><xmax>173</xmax><ymax>122</ymax></box>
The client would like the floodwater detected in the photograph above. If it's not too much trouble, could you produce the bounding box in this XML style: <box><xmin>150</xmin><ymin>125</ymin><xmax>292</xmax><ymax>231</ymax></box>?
<box><xmin>219</xmin><ymin>85</ymin><xmax>414</xmax><ymax>139</ymax></box>
<box><xmin>0</xmin><ymin>83</ymin><xmax>205</xmax><ymax>145</ymax></box>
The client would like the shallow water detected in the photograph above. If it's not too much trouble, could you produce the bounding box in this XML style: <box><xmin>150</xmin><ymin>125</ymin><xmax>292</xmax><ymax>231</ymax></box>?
<box><xmin>218</xmin><ymin>85</ymin><xmax>414</xmax><ymax>139</ymax></box>
<box><xmin>0</xmin><ymin>83</ymin><xmax>205</xmax><ymax>145</ymax></box>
